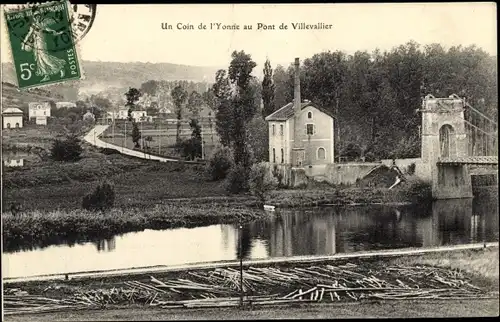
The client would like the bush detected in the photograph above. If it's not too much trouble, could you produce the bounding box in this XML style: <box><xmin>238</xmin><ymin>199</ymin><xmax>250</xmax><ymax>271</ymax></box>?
<box><xmin>206</xmin><ymin>147</ymin><xmax>234</xmax><ymax>181</ymax></box>
<box><xmin>100</xmin><ymin>148</ymin><xmax>121</xmax><ymax>155</ymax></box>
<box><xmin>224</xmin><ymin>164</ymin><xmax>249</xmax><ymax>194</ymax></box>
<box><xmin>272</xmin><ymin>164</ymin><xmax>284</xmax><ymax>187</ymax></box>
<box><xmin>82</xmin><ymin>181</ymin><xmax>116</xmax><ymax>212</ymax></box>
<box><xmin>407</xmin><ymin>162</ymin><xmax>416</xmax><ymax>175</ymax></box>
<box><xmin>50</xmin><ymin>135</ymin><xmax>83</xmax><ymax>162</ymax></box>
<box><xmin>175</xmin><ymin>138</ymin><xmax>202</xmax><ymax>160</ymax></box>
<box><xmin>249</xmin><ymin>162</ymin><xmax>278</xmax><ymax>204</ymax></box>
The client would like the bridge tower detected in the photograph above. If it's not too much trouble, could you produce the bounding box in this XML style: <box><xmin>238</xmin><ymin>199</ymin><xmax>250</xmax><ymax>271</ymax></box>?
<box><xmin>420</xmin><ymin>94</ymin><xmax>472</xmax><ymax>199</ymax></box>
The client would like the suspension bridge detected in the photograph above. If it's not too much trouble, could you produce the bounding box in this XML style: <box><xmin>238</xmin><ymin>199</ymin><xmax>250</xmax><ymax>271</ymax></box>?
<box><xmin>420</xmin><ymin>94</ymin><xmax>498</xmax><ymax>199</ymax></box>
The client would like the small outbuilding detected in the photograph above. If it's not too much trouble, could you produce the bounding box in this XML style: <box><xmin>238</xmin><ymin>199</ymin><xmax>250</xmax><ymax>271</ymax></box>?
<box><xmin>2</xmin><ymin>108</ymin><xmax>24</xmax><ymax>129</ymax></box>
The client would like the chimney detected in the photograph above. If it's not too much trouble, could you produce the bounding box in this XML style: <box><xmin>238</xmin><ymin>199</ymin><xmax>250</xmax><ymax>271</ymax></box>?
<box><xmin>294</xmin><ymin>58</ymin><xmax>301</xmax><ymax>113</ymax></box>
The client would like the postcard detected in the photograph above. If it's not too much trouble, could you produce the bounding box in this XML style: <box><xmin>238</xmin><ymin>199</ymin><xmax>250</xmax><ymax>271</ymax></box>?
<box><xmin>1</xmin><ymin>2</ymin><xmax>498</xmax><ymax>320</ymax></box>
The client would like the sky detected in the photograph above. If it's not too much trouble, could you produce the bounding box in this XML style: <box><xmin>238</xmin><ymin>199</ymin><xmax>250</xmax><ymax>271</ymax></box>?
<box><xmin>1</xmin><ymin>3</ymin><xmax>497</xmax><ymax>71</ymax></box>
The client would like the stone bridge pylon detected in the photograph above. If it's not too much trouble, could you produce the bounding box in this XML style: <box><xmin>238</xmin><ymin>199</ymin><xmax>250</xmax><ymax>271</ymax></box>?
<box><xmin>419</xmin><ymin>94</ymin><xmax>498</xmax><ymax>200</ymax></box>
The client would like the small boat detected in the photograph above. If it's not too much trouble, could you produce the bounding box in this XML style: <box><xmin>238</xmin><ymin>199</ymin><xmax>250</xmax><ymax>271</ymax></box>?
<box><xmin>263</xmin><ymin>205</ymin><xmax>275</xmax><ymax>212</ymax></box>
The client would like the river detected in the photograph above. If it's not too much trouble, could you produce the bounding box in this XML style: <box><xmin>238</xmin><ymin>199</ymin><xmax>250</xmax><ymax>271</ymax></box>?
<box><xmin>2</xmin><ymin>194</ymin><xmax>498</xmax><ymax>279</ymax></box>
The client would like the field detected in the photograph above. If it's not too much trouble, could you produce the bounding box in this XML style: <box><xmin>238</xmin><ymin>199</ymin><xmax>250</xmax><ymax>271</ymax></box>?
<box><xmin>2</xmin><ymin>124</ymin><xmax>63</xmax><ymax>151</ymax></box>
<box><xmin>99</xmin><ymin>121</ymin><xmax>220</xmax><ymax>158</ymax></box>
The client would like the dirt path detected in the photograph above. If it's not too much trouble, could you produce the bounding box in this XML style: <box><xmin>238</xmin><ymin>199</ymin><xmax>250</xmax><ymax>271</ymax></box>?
<box><xmin>83</xmin><ymin>125</ymin><xmax>179</xmax><ymax>162</ymax></box>
<box><xmin>5</xmin><ymin>299</ymin><xmax>498</xmax><ymax>321</ymax></box>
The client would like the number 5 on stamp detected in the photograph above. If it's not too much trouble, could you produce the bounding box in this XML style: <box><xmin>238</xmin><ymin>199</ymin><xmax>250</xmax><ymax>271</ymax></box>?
<box><xmin>4</xmin><ymin>1</ymin><xmax>83</xmax><ymax>89</ymax></box>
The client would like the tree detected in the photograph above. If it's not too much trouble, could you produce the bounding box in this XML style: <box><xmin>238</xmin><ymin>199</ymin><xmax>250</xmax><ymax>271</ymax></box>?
<box><xmin>227</xmin><ymin>50</ymin><xmax>258</xmax><ymax>170</ymax></box>
<box><xmin>174</xmin><ymin>119</ymin><xmax>202</xmax><ymax>161</ymax></box>
<box><xmin>189</xmin><ymin>118</ymin><xmax>203</xmax><ymax>160</ymax></box>
<box><xmin>261</xmin><ymin>59</ymin><xmax>276</xmax><ymax>117</ymax></box>
<box><xmin>124</xmin><ymin>87</ymin><xmax>142</xmax><ymax>121</ymax></box>
<box><xmin>187</xmin><ymin>90</ymin><xmax>204</xmax><ymax>118</ymax></box>
<box><xmin>272</xmin><ymin>64</ymin><xmax>293</xmax><ymax>109</ymax></box>
<box><xmin>249</xmin><ymin>162</ymin><xmax>278</xmax><ymax>205</ymax></box>
<box><xmin>171</xmin><ymin>85</ymin><xmax>188</xmax><ymax>143</ymax></box>
<box><xmin>212</xmin><ymin>69</ymin><xmax>233</xmax><ymax>146</ymax></box>
<box><xmin>246</xmin><ymin>115</ymin><xmax>268</xmax><ymax>162</ymax></box>
<box><xmin>131</xmin><ymin>122</ymin><xmax>141</xmax><ymax>148</ymax></box>
<box><xmin>202</xmin><ymin>88</ymin><xmax>217</xmax><ymax>111</ymax></box>
<box><xmin>140</xmin><ymin>80</ymin><xmax>159</xmax><ymax>96</ymax></box>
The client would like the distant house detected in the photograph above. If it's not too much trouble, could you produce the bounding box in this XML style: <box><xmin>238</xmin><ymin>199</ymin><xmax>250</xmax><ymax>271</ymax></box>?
<box><xmin>131</xmin><ymin>110</ymin><xmax>151</xmax><ymax>122</ymax></box>
<box><xmin>106</xmin><ymin>109</ymin><xmax>151</xmax><ymax>122</ymax></box>
<box><xmin>265</xmin><ymin>58</ymin><xmax>335</xmax><ymax>170</ymax></box>
<box><xmin>55</xmin><ymin>102</ymin><xmax>77</xmax><ymax>109</ymax></box>
<box><xmin>4</xmin><ymin>158</ymin><xmax>24</xmax><ymax>167</ymax></box>
<box><xmin>106</xmin><ymin>109</ymin><xmax>129</xmax><ymax>121</ymax></box>
<box><xmin>83</xmin><ymin>111</ymin><xmax>95</xmax><ymax>122</ymax></box>
<box><xmin>158</xmin><ymin>107</ymin><xmax>172</xmax><ymax>115</ymax></box>
<box><xmin>2</xmin><ymin>107</ymin><xmax>24</xmax><ymax>129</ymax></box>
<box><xmin>28</xmin><ymin>102</ymin><xmax>51</xmax><ymax>125</ymax></box>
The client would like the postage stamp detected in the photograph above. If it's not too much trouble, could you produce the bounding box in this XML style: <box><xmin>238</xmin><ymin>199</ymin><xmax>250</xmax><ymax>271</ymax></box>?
<box><xmin>3</xmin><ymin>1</ymin><xmax>94</xmax><ymax>89</ymax></box>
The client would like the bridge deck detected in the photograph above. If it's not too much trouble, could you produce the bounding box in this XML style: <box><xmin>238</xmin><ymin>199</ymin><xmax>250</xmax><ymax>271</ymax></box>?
<box><xmin>437</xmin><ymin>156</ymin><xmax>498</xmax><ymax>165</ymax></box>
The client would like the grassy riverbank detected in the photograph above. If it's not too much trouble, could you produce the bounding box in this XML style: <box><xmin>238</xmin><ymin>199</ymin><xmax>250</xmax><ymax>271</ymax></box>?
<box><xmin>2</xmin><ymin>202</ymin><xmax>263</xmax><ymax>252</ymax></box>
<box><xmin>266</xmin><ymin>177</ymin><xmax>431</xmax><ymax>208</ymax></box>
<box><xmin>4</xmin><ymin>247</ymin><xmax>498</xmax><ymax>320</ymax></box>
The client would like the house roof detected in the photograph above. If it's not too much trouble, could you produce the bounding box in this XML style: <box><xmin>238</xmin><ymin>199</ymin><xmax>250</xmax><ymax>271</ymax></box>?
<box><xmin>265</xmin><ymin>101</ymin><xmax>335</xmax><ymax>121</ymax></box>
<box><xmin>2</xmin><ymin>108</ymin><xmax>23</xmax><ymax>114</ymax></box>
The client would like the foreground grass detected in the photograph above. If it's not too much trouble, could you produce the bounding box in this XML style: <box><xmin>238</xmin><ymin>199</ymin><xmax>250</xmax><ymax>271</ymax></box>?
<box><xmin>390</xmin><ymin>247</ymin><xmax>499</xmax><ymax>290</ymax></box>
<box><xmin>5</xmin><ymin>299</ymin><xmax>499</xmax><ymax>321</ymax></box>
<box><xmin>2</xmin><ymin>203</ymin><xmax>264</xmax><ymax>252</ymax></box>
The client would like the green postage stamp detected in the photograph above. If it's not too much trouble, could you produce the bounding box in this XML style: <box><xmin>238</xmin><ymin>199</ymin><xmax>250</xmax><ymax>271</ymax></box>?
<box><xmin>4</xmin><ymin>1</ymin><xmax>83</xmax><ymax>89</ymax></box>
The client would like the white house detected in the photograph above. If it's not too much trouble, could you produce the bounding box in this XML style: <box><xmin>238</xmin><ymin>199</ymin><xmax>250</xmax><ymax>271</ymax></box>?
<box><xmin>4</xmin><ymin>158</ymin><xmax>24</xmax><ymax>167</ymax></box>
<box><xmin>106</xmin><ymin>109</ymin><xmax>129</xmax><ymax>121</ymax></box>
<box><xmin>28</xmin><ymin>102</ymin><xmax>51</xmax><ymax>125</ymax></box>
<box><xmin>265</xmin><ymin>58</ymin><xmax>335</xmax><ymax>172</ymax></box>
<box><xmin>106</xmin><ymin>109</ymin><xmax>150</xmax><ymax>122</ymax></box>
<box><xmin>131</xmin><ymin>110</ymin><xmax>149</xmax><ymax>122</ymax></box>
<box><xmin>2</xmin><ymin>108</ymin><xmax>24</xmax><ymax>129</ymax></box>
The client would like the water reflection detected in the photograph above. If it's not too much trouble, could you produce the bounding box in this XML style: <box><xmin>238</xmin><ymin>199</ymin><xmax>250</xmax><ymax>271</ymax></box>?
<box><xmin>94</xmin><ymin>238</ymin><xmax>116</xmax><ymax>252</ymax></box>
<box><xmin>3</xmin><ymin>195</ymin><xmax>498</xmax><ymax>278</ymax></box>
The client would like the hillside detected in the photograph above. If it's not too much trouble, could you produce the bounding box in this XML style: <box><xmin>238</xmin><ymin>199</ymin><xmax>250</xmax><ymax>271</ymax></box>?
<box><xmin>1</xmin><ymin>82</ymin><xmax>61</xmax><ymax>112</ymax></box>
<box><xmin>1</xmin><ymin>61</ymin><xmax>220</xmax><ymax>98</ymax></box>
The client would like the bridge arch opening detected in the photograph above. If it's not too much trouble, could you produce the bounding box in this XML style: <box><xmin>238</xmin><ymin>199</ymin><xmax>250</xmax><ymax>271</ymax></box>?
<box><xmin>439</xmin><ymin>124</ymin><xmax>456</xmax><ymax>158</ymax></box>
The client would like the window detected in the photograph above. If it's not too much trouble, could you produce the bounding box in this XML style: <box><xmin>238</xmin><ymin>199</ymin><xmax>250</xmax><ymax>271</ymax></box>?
<box><xmin>281</xmin><ymin>148</ymin><xmax>284</xmax><ymax>163</ymax></box>
<box><xmin>272</xmin><ymin>124</ymin><xmax>275</xmax><ymax>135</ymax></box>
<box><xmin>279</xmin><ymin>124</ymin><xmax>283</xmax><ymax>136</ymax></box>
<box><xmin>307</xmin><ymin>111</ymin><xmax>312</xmax><ymax>119</ymax></box>
<box><xmin>306</xmin><ymin>124</ymin><xmax>314</xmax><ymax>135</ymax></box>
<box><xmin>272</xmin><ymin>148</ymin><xmax>276</xmax><ymax>163</ymax></box>
<box><xmin>317</xmin><ymin>147</ymin><xmax>326</xmax><ymax>160</ymax></box>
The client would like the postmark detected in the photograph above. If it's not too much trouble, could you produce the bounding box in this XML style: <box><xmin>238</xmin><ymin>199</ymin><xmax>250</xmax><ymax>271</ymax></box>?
<box><xmin>3</xmin><ymin>2</ymin><xmax>96</xmax><ymax>47</ymax></box>
<box><xmin>3</xmin><ymin>1</ymin><xmax>93</xmax><ymax>89</ymax></box>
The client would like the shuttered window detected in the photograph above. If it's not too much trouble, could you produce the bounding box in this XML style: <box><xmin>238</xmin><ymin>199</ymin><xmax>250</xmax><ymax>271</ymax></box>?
<box><xmin>306</xmin><ymin>124</ymin><xmax>315</xmax><ymax>135</ymax></box>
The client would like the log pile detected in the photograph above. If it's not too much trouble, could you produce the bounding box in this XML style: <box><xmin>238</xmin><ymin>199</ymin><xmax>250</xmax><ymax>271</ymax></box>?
<box><xmin>4</xmin><ymin>263</ymin><xmax>497</xmax><ymax>314</ymax></box>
